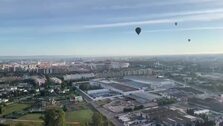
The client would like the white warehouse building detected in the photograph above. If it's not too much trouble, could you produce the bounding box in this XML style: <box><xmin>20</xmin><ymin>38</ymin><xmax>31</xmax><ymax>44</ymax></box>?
<box><xmin>64</xmin><ymin>73</ymin><xmax>95</xmax><ymax>81</ymax></box>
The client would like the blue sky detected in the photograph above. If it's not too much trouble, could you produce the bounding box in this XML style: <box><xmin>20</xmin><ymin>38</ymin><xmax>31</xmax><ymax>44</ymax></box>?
<box><xmin>0</xmin><ymin>0</ymin><xmax>223</xmax><ymax>56</ymax></box>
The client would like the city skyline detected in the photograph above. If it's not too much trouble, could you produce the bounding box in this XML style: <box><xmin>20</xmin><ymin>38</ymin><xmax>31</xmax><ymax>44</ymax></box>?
<box><xmin>0</xmin><ymin>0</ymin><xmax>223</xmax><ymax>56</ymax></box>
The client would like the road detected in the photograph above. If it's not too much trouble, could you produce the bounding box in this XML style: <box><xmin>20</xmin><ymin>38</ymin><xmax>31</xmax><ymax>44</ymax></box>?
<box><xmin>76</xmin><ymin>87</ymin><xmax>123</xmax><ymax>126</ymax></box>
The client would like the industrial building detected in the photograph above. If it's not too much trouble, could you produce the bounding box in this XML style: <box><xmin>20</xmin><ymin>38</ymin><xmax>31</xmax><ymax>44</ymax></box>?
<box><xmin>64</xmin><ymin>73</ymin><xmax>95</xmax><ymax>81</ymax></box>
<box><xmin>127</xmin><ymin>92</ymin><xmax>161</xmax><ymax>104</ymax></box>
<box><xmin>118</xmin><ymin>107</ymin><xmax>199</xmax><ymax>126</ymax></box>
<box><xmin>124</xmin><ymin>76</ymin><xmax>176</xmax><ymax>90</ymax></box>
<box><xmin>90</xmin><ymin>79</ymin><xmax>143</xmax><ymax>95</ymax></box>
<box><xmin>87</xmin><ymin>89</ymin><xmax>121</xmax><ymax>101</ymax></box>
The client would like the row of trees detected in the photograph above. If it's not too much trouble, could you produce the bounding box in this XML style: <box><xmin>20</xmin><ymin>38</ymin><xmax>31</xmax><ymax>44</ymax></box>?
<box><xmin>123</xmin><ymin>105</ymin><xmax>144</xmax><ymax>112</ymax></box>
<box><xmin>0</xmin><ymin>103</ymin><xmax>6</xmax><ymax>114</ymax></box>
<box><xmin>157</xmin><ymin>98</ymin><xmax>176</xmax><ymax>106</ymax></box>
<box><xmin>79</xmin><ymin>83</ymin><xmax>102</xmax><ymax>91</ymax></box>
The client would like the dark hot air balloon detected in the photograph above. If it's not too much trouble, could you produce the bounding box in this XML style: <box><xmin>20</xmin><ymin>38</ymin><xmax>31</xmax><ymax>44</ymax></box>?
<box><xmin>188</xmin><ymin>39</ymin><xmax>191</xmax><ymax>42</ymax></box>
<box><xmin>135</xmin><ymin>27</ymin><xmax>141</xmax><ymax>35</ymax></box>
<box><xmin>174</xmin><ymin>22</ymin><xmax>178</xmax><ymax>26</ymax></box>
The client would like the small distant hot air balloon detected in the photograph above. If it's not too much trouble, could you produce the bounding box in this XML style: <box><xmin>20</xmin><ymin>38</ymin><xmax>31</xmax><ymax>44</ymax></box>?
<box><xmin>135</xmin><ymin>27</ymin><xmax>141</xmax><ymax>35</ymax></box>
<box><xmin>188</xmin><ymin>39</ymin><xmax>191</xmax><ymax>42</ymax></box>
<box><xmin>174</xmin><ymin>22</ymin><xmax>178</xmax><ymax>26</ymax></box>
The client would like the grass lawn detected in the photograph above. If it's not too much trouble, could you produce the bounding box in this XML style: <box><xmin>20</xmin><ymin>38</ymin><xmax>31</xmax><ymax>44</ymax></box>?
<box><xmin>19</xmin><ymin>113</ymin><xmax>43</xmax><ymax>120</ymax></box>
<box><xmin>9</xmin><ymin>110</ymin><xmax>93</xmax><ymax>126</ymax></box>
<box><xmin>66</xmin><ymin>109</ymin><xmax>93</xmax><ymax>125</ymax></box>
<box><xmin>4</xmin><ymin>113</ymin><xmax>42</xmax><ymax>126</ymax></box>
<box><xmin>16</xmin><ymin>109</ymin><xmax>93</xmax><ymax>125</ymax></box>
<box><xmin>10</xmin><ymin>114</ymin><xmax>44</xmax><ymax>126</ymax></box>
<box><xmin>9</xmin><ymin>121</ymin><xmax>43</xmax><ymax>126</ymax></box>
<box><xmin>1</xmin><ymin>103</ymin><xmax>30</xmax><ymax>115</ymax></box>
<box><xmin>96</xmin><ymin>99</ymin><xmax>111</xmax><ymax>106</ymax></box>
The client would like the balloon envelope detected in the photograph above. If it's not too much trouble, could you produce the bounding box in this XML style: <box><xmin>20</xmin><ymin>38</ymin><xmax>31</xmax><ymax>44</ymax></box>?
<box><xmin>188</xmin><ymin>39</ymin><xmax>191</xmax><ymax>42</ymax></box>
<box><xmin>175</xmin><ymin>22</ymin><xmax>178</xmax><ymax>26</ymax></box>
<box><xmin>135</xmin><ymin>27</ymin><xmax>141</xmax><ymax>35</ymax></box>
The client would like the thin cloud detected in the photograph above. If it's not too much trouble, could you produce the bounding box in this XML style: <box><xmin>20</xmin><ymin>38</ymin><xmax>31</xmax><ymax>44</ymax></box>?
<box><xmin>94</xmin><ymin>0</ymin><xmax>216</xmax><ymax>10</ymax></box>
<box><xmin>85</xmin><ymin>12</ymin><xmax>223</xmax><ymax>28</ymax></box>
<box><xmin>110</xmin><ymin>8</ymin><xmax>223</xmax><ymax>21</ymax></box>
<box><xmin>2</xmin><ymin>15</ymin><xmax>223</xmax><ymax>35</ymax></box>
<box><xmin>143</xmin><ymin>27</ymin><xmax>223</xmax><ymax>33</ymax></box>
<box><xmin>85</xmin><ymin>19</ymin><xmax>172</xmax><ymax>28</ymax></box>
<box><xmin>1</xmin><ymin>9</ymin><xmax>223</xmax><ymax>34</ymax></box>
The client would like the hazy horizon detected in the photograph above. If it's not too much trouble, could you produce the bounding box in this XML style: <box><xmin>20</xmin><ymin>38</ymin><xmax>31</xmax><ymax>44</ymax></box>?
<box><xmin>0</xmin><ymin>52</ymin><xmax>223</xmax><ymax>58</ymax></box>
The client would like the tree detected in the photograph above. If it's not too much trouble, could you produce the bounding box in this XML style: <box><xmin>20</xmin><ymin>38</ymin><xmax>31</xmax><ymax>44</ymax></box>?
<box><xmin>0</xmin><ymin>105</ymin><xmax>4</xmax><ymax>114</ymax></box>
<box><xmin>92</xmin><ymin>112</ymin><xmax>105</xmax><ymax>126</ymax></box>
<box><xmin>198</xmin><ymin>114</ymin><xmax>208</xmax><ymax>122</ymax></box>
<box><xmin>123</xmin><ymin>108</ymin><xmax>133</xmax><ymax>112</ymax></box>
<box><xmin>23</xmin><ymin>79</ymin><xmax>35</xmax><ymax>86</ymax></box>
<box><xmin>63</xmin><ymin>105</ymin><xmax>68</xmax><ymax>112</ymax></box>
<box><xmin>195</xmin><ymin>114</ymin><xmax>215</xmax><ymax>126</ymax></box>
<box><xmin>195</xmin><ymin>120</ymin><xmax>215</xmax><ymax>126</ymax></box>
<box><xmin>15</xmin><ymin>123</ymin><xmax>27</xmax><ymax>126</ymax></box>
<box><xmin>0</xmin><ymin>124</ymin><xmax>9</xmax><ymax>126</ymax></box>
<box><xmin>186</xmin><ymin>109</ymin><xmax>194</xmax><ymax>115</ymax></box>
<box><xmin>43</xmin><ymin>108</ymin><xmax>66</xmax><ymax>126</ymax></box>
<box><xmin>134</xmin><ymin>105</ymin><xmax>144</xmax><ymax>110</ymax></box>
<box><xmin>92</xmin><ymin>112</ymin><xmax>102</xmax><ymax>126</ymax></box>
<box><xmin>157</xmin><ymin>98</ymin><xmax>176</xmax><ymax>106</ymax></box>
<box><xmin>83</xmin><ymin>122</ymin><xmax>90</xmax><ymax>126</ymax></box>
<box><xmin>79</xmin><ymin>84</ymin><xmax>90</xmax><ymax>91</ymax></box>
<box><xmin>219</xmin><ymin>121</ymin><xmax>223</xmax><ymax>126</ymax></box>
<box><xmin>61</xmin><ymin>82</ymin><xmax>66</xmax><ymax>90</ymax></box>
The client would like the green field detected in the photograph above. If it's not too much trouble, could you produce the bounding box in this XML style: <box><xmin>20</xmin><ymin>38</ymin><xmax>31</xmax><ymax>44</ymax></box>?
<box><xmin>4</xmin><ymin>113</ymin><xmax>43</xmax><ymax>126</ymax></box>
<box><xmin>1</xmin><ymin>103</ymin><xmax>30</xmax><ymax>115</ymax></box>
<box><xmin>10</xmin><ymin>121</ymin><xmax>43</xmax><ymax>126</ymax></box>
<box><xmin>96</xmin><ymin>99</ymin><xmax>111</xmax><ymax>106</ymax></box>
<box><xmin>19</xmin><ymin>113</ymin><xmax>43</xmax><ymax>120</ymax></box>
<box><xmin>15</xmin><ymin>109</ymin><xmax>93</xmax><ymax>126</ymax></box>
<box><xmin>66</xmin><ymin>109</ymin><xmax>93</xmax><ymax>125</ymax></box>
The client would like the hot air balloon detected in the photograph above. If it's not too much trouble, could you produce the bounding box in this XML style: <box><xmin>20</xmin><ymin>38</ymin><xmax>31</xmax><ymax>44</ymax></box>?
<box><xmin>174</xmin><ymin>22</ymin><xmax>178</xmax><ymax>26</ymax></box>
<box><xmin>135</xmin><ymin>27</ymin><xmax>141</xmax><ymax>35</ymax></box>
<box><xmin>188</xmin><ymin>39</ymin><xmax>191</xmax><ymax>42</ymax></box>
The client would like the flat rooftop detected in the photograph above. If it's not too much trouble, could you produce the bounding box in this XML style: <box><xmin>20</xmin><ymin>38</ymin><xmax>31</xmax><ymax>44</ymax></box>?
<box><xmin>129</xmin><ymin>92</ymin><xmax>161</xmax><ymax>101</ymax></box>
<box><xmin>89</xmin><ymin>90</ymin><xmax>121</xmax><ymax>99</ymax></box>
<box><xmin>117</xmin><ymin>79</ymin><xmax>151</xmax><ymax>89</ymax></box>
<box><xmin>188</xmin><ymin>97</ymin><xmax>223</xmax><ymax>113</ymax></box>
<box><xmin>125</xmin><ymin>76</ymin><xmax>173</xmax><ymax>83</ymax></box>
<box><xmin>104</xmin><ymin>82</ymin><xmax>138</xmax><ymax>92</ymax></box>
<box><xmin>142</xmin><ymin>107</ymin><xmax>193</xmax><ymax>124</ymax></box>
